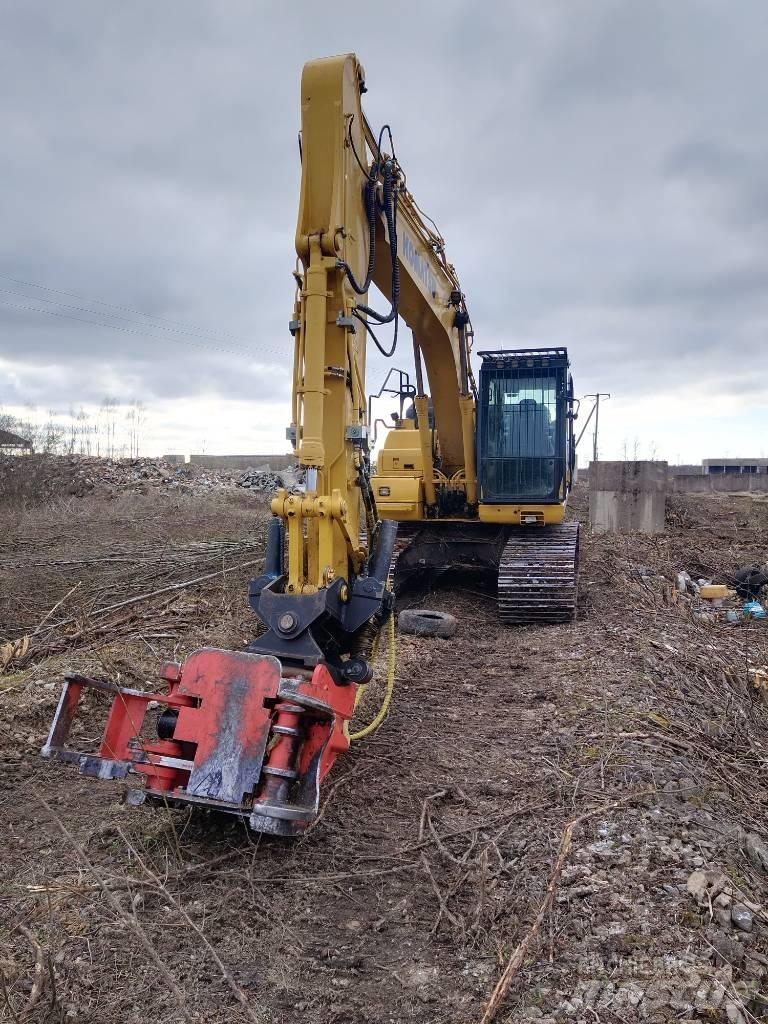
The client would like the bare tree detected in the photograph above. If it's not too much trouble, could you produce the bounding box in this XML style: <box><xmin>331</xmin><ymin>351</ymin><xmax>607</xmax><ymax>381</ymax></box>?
<box><xmin>0</xmin><ymin>398</ymin><xmax>149</xmax><ymax>459</ymax></box>
<box><xmin>41</xmin><ymin>410</ymin><xmax>64</xmax><ymax>453</ymax></box>
<box><xmin>75</xmin><ymin>406</ymin><xmax>92</xmax><ymax>455</ymax></box>
<box><xmin>124</xmin><ymin>400</ymin><xmax>146</xmax><ymax>458</ymax></box>
<box><xmin>99</xmin><ymin>397</ymin><xmax>119</xmax><ymax>458</ymax></box>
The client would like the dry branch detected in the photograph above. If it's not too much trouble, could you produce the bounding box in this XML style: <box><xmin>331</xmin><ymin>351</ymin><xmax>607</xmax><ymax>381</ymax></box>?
<box><xmin>42</xmin><ymin>557</ymin><xmax>262</xmax><ymax>632</ymax></box>
<box><xmin>117</xmin><ymin>829</ymin><xmax>264</xmax><ymax>1024</ymax></box>
<box><xmin>15</xmin><ymin>925</ymin><xmax>45</xmax><ymax>1011</ymax></box>
<box><xmin>478</xmin><ymin>789</ymin><xmax>657</xmax><ymax>1024</ymax></box>
<box><xmin>0</xmin><ymin>968</ymin><xmax>21</xmax><ymax>1024</ymax></box>
<box><xmin>35</xmin><ymin>794</ymin><xmax>186</xmax><ymax>1006</ymax></box>
<box><xmin>31</xmin><ymin>581</ymin><xmax>82</xmax><ymax>636</ymax></box>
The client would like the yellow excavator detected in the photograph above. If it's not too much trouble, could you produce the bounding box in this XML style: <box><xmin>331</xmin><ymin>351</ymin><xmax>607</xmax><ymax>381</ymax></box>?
<box><xmin>283</xmin><ymin>52</ymin><xmax>579</xmax><ymax>625</ymax></box>
<box><xmin>42</xmin><ymin>53</ymin><xmax>578</xmax><ymax>837</ymax></box>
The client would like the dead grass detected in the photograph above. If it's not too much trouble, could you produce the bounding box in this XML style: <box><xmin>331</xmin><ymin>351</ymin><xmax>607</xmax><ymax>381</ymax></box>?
<box><xmin>2</xmin><ymin>484</ymin><xmax>768</xmax><ymax>1022</ymax></box>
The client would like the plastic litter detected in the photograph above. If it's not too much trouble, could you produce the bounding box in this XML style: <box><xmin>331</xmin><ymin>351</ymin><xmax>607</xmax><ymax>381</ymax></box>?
<box><xmin>700</xmin><ymin>584</ymin><xmax>736</xmax><ymax>601</ymax></box>
<box><xmin>676</xmin><ymin>571</ymin><xmax>691</xmax><ymax>593</ymax></box>
<box><xmin>744</xmin><ymin>600</ymin><xmax>767</xmax><ymax>620</ymax></box>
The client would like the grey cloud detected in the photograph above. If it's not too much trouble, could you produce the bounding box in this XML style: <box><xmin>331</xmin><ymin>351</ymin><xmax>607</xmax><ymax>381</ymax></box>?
<box><xmin>664</xmin><ymin>139</ymin><xmax>768</xmax><ymax>229</ymax></box>
<box><xmin>664</xmin><ymin>140</ymin><xmax>747</xmax><ymax>181</ymax></box>
<box><xmin>1</xmin><ymin>0</ymin><xmax>767</xmax><ymax>456</ymax></box>
<box><xmin>622</xmin><ymin>264</ymin><xmax>768</xmax><ymax>310</ymax></box>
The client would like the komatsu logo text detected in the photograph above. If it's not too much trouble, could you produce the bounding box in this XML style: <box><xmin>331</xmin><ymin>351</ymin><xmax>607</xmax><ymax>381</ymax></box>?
<box><xmin>402</xmin><ymin>234</ymin><xmax>437</xmax><ymax>299</ymax></box>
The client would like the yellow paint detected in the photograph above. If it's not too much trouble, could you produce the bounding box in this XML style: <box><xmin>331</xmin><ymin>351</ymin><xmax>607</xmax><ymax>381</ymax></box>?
<box><xmin>413</xmin><ymin>397</ymin><xmax>438</xmax><ymax>507</ymax></box>
<box><xmin>377</xmin><ymin>425</ymin><xmax>424</xmax><ymax>476</ymax></box>
<box><xmin>374</xmin><ymin>477</ymin><xmax>424</xmax><ymax>520</ymax></box>
<box><xmin>459</xmin><ymin>393</ymin><xmax>477</xmax><ymax>506</ymax></box>
<box><xmin>478</xmin><ymin>503</ymin><xmax>566</xmax><ymax>525</ymax></box>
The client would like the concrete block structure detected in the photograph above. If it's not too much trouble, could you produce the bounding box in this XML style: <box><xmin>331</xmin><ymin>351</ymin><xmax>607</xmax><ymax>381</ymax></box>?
<box><xmin>589</xmin><ymin>461</ymin><xmax>668</xmax><ymax>534</ymax></box>
<box><xmin>671</xmin><ymin>472</ymin><xmax>768</xmax><ymax>494</ymax></box>
<box><xmin>188</xmin><ymin>453</ymin><xmax>296</xmax><ymax>471</ymax></box>
<box><xmin>703</xmin><ymin>458</ymin><xmax>768</xmax><ymax>476</ymax></box>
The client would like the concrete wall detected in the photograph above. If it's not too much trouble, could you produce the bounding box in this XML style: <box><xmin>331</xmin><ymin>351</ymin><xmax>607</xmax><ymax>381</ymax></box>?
<box><xmin>188</xmin><ymin>453</ymin><xmax>296</xmax><ymax>471</ymax></box>
<box><xmin>583</xmin><ymin>461</ymin><xmax>768</xmax><ymax>482</ymax></box>
<box><xmin>589</xmin><ymin>461</ymin><xmax>668</xmax><ymax>533</ymax></box>
<box><xmin>703</xmin><ymin>458</ymin><xmax>768</xmax><ymax>473</ymax></box>
<box><xmin>672</xmin><ymin>473</ymin><xmax>768</xmax><ymax>494</ymax></box>
<box><xmin>584</xmin><ymin>462</ymin><xmax>700</xmax><ymax>482</ymax></box>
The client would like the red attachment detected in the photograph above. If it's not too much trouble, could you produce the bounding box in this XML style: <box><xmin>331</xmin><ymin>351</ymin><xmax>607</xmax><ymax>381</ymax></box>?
<box><xmin>160</xmin><ymin>661</ymin><xmax>182</xmax><ymax>683</ymax></box>
<box><xmin>42</xmin><ymin>648</ymin><xmax>359</xmax><ymax>835</ymax></box>
<box><xmin>94</xmin><ymin>679</ymin><xmax>195</xmax><ymax>793</ymax></box>
<box><xmin>293</xmin><ymin>664</ymin><xmax>356</xmax><ymax>781</ymax></box>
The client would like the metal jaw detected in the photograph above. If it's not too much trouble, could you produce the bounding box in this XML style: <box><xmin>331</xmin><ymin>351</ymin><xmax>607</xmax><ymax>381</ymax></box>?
<box><xmin>41</xmin><ymin>648</ymin><xmax>357</xmax><ymax>837</ymax></box>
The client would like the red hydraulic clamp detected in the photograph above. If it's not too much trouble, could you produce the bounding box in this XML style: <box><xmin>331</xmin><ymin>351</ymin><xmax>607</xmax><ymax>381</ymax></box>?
<box><xmin>42</xmin><ymin>648</ymin><xmax>357</xmax><ymax>837</ymax></box>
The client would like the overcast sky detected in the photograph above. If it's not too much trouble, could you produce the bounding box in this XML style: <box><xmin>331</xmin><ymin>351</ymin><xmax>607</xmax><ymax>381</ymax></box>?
<box><xmin>1</xmin><ymin>1</ymin><xmax>767</xmax><ymax>461</ymax></box>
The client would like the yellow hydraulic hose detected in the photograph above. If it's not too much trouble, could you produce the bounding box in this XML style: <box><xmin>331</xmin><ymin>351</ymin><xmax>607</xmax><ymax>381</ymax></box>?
<box><xmin>349</xmin><ymin>611</ymin><xmax>396</xmax><ymax>742</ymax></box>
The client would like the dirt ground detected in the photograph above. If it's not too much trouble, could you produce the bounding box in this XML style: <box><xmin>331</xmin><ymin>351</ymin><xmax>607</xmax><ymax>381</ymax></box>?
<box><xmin>3</xmin><ymin>479</ymin><xmax>768</xmax><ymax>1023</ymax></box>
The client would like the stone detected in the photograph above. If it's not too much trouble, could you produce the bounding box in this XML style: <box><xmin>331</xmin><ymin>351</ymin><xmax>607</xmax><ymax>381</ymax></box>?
<box><xmin>725</xmin><ymin>1001</ymin><xmax>747</xmax><ymax>1023</ymax></box>
<box><xmin>709</xmin><ymin>930</ymin><xmax>745</xmax><ymax>967</ymax></box>
<box><xmin>715</xmin><ymin>907</ymin><xmax>733</xmax><ymax>929</ymax></box>
<box><xmin>731</xmin><ymin>904</ymin><xmax>754</xmax><ymax>932</ymax></box>
<box><xmin>744</xmin><ymin>832</ymin><xmax>768</xmax><ymax>873</ymax></box>
<box><xmin>401</xmin><ymin>964</ymin><xmax>439</xmax><ymax>1003</ymax></box>
<box><xmin>686</xmin><ymin>870</ymin><xmax>710</xmax><ymax>901</ymax></box>
<box><xmin>587</xmin><ymin>839</ymin><xmax>618</xmax><ymax>860</ymax></box>
<box><xmin>686</xmin><ymin>870</ymin><xmax>730</xmax><ymax>905</ymax></box>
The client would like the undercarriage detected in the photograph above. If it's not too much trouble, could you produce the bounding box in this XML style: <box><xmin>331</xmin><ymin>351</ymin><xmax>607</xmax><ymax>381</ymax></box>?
<box><xmin>391</xmin><ymin>520</ymin><xmax>580</xmax><ymax>624</ymax></box>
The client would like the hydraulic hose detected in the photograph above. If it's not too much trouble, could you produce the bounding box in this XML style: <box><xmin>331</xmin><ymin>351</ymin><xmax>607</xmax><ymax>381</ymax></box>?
<box><xmin>349</xmin><ymin>609</ymin><xmax>396</xmax><ymax>742</ymax></box>
<box><xmin>264</xmin><ymin>518</ymin><xmax>285</xmax><ymax>578</ymax></box>
<box><xmin>369</xmin><ymin>519</ymin><xmax>398</xmax><ymax>583</ymax></box>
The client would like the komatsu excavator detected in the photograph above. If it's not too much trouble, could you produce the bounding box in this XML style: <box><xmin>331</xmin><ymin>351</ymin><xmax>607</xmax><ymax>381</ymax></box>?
<box><xmin>42</xmin><ymin>54</ymin><xmax>578</xmax><ymax>836</ymax></box>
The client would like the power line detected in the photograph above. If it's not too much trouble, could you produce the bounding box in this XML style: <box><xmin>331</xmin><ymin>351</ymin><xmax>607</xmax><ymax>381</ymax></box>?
<box><xmin>582</xmin><ymin>392</ymin><xmax>611</xmax><ymax>463</ymax></box>
<box><xmin>0</xmin><ymin>270</ymin><xmax>257</xmax><ymax>347</ymax></box>
<box><xmin>0</xmin><ymin>285</ymin><xmax>283</xmax><ymax>359</ymax></box>
<box><xmin>0</xmin><ymin>298</ymin><xmax>285</xmax><ymax>362</ymax></box>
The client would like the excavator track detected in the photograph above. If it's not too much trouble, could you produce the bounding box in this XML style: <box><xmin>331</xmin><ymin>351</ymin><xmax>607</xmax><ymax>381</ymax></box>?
<box><xmin>388</xmin><ymin>524</ymin><xmax>418</xmax><ymax>589</ymax></box>
<box><xmin>498</xmin><ymin>522</ymin><xmax>579</xmax><ymax>624</ymax></box>
<box><xmin>386</xmin><ymin>520</ymin><xmax>579</xmax><ymax>625</ymax></box>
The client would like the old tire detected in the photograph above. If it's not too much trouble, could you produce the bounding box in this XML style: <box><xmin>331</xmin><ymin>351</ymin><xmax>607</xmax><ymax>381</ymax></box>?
<box><xmin>398</xmin><ymin>608</ymin><xmax>457</xmax><ymax>639</ymax></box>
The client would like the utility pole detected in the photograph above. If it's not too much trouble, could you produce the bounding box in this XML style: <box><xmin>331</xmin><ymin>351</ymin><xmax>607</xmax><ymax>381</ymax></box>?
<box><xmin>583</xmin><ymin>393</ymin><xmax>610</xmax><ymax>464</ymax></box>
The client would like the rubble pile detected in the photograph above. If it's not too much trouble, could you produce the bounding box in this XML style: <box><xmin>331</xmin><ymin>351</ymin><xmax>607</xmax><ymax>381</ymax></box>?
<box><xmin>236</xmin><ymin>463</ymin><xmax>306</xmax><ymax>492</ymax></box>
<box><xmin>0</xmin><ymin>454</ymin><xmax>288</xmax><ymax>504</ymax></box>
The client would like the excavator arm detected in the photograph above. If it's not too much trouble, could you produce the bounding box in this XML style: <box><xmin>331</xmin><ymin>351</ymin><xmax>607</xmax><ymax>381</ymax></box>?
<box><xmin>273</xmin><ymin>53</ymin><xmax>476</xmax><ymax>597</ymax></box>
<box><xmin>248</xmin><ymin>53</ymin><xmax>477</xmax><ymax>664</ymax></box>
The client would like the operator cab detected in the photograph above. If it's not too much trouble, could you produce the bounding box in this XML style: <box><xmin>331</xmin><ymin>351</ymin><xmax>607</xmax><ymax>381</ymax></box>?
<box><xmin>477</xmin><ymin>348</ymin><xmax>574</xmax><ymax>504</ymax></box>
